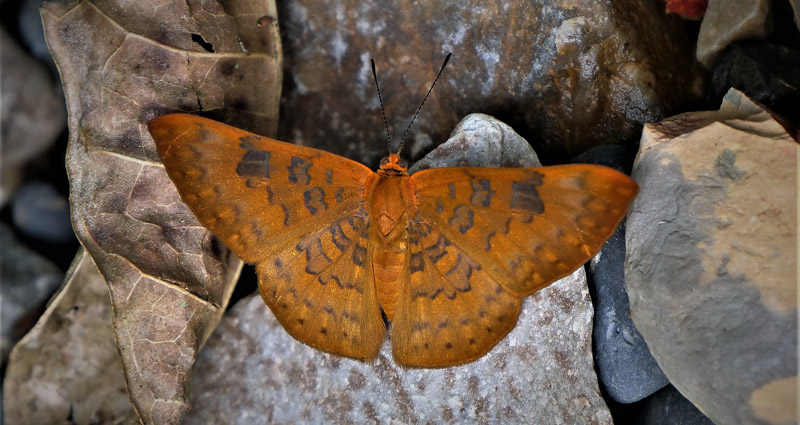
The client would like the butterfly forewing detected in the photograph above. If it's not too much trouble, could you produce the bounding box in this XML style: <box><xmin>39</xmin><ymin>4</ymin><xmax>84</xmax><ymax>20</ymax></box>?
<box><xmin>149</xmin><ymin>114</ymin><xmax>374</xmax><ymax>263</ymax></box>
<box><xmin>149</xmin><ymin>114</ymin><xmax>385</xmax><ymax>358</ymax></box>
<box><xmin>409</xmin><ymin>165</ymin><xmax>638</xmax><ymax>296</ymax></box>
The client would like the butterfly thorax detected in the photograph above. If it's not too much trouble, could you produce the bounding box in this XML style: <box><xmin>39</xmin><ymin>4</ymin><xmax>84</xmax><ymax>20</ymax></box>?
<box><xmin>369</xmin><ymin>161</ymin><xmax>415</xmax><ymax>321</ymax></box>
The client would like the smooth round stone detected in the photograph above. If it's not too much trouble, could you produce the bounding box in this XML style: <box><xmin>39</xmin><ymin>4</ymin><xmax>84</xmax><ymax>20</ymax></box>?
<box><xmin>11</xmin><ymin>181</ymin><xmax>74</xmax><ymax>244</ymax></box>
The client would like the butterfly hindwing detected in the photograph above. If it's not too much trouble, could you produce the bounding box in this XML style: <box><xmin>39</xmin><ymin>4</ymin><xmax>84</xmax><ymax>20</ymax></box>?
<box><xmin>149</xmin><ymin>114</ymin><xmax>385</xmax><ymax>358</ymax></box>
<box><xmin>410</xmin><ymin>164</ymin><xmax>638</xmax><ymax>296</ymax></box>
<box><xmin>391</xmin><ymin>218</ymin><xmax>522</xmax><ymax>367</ymax></box>
<box><xmin>258</xmin><ymin>213</ymin><xmax>385</xmax><ymax>359</ymax></box>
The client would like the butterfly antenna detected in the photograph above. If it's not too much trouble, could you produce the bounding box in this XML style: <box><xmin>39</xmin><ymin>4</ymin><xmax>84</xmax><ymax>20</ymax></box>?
<box><xmin>371</xmin><ymin>58</ymin><xmax>393</xmax><ymax>155</ymax></box>
<box><xmin>396</xmin><ymin>52</ymin><xmax>452</xmax><ymax>156</ymax></box>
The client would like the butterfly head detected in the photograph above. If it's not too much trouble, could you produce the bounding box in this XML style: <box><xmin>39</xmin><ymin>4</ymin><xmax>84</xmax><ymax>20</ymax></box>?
<box><xmin>378</xmin><ymin>153</ymin><xmax>409</xmax><ymax>176</ymax></box>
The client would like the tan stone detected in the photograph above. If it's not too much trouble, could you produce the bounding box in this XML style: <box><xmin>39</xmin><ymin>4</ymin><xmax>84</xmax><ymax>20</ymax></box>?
<box><xmin>749</xmin><ymin>376</ymin><xmax>799</xmax><ymax>425</ymax></box>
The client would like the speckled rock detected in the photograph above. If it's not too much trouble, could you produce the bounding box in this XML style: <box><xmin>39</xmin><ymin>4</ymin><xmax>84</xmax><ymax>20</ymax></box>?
<box><xmin>696</xmin><ymin>0</ymin><xmax>772</xmax><ymax>68</ymax></box>
<box><xmin>277</xmin><ymin>0</ymin><xmax>702</xmax><ymax>164</ymax></box>
<box><xmin>625</xmin><ymin>88</ymin><xmax>798</xmax><ymax>425</ymax></box>
<box><xmin>409</xmin><ymin>113</ymin><xmax>541</xmax><ymax>173</ymax></box>
<box><xmin>186</xmin><ymin>270</ymin><xmax>610</xmax><ymax>425</ymax></box>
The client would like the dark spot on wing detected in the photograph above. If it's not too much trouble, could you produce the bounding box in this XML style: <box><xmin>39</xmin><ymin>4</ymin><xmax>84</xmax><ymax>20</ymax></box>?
<box><xmin>470</xmin><ymin>179</ymin><xmax>495</xmax><ymax>207</ymax></box>
<box><xmin>281</xmin><ymin>203</ymin><xmax>291</xmax><ymax>226</ymax></box>
<box><xmin>410</xmin><ymin>252</ymin><xmax>424</xmax><ymax>273</ymax></box>
<box><xmin>297</xmin><ymin>237</ymin><xmax>332</xmax><ymax>275</ymax></box>
<box><xmin>236</xmin><ymin>149</ymin><xmax>270</xmax><ymax>178</ymax></box>
<box><xmin>483</xmin><ymin>230</ymin><xmax>496</xmax><ymax>251</ymax></box>
<box><xmin>288</xmin><ymin>156</ymin><xmax>312</xmax><ymax>184</ymax></box>
<box><xmin>303</xmin><ymin>187</ymin><xmax>328</xmax><ymax>215</ymax></box>
<box><xmin>329</xmin><ymin>223</ymin><xmax>351</xmax><ymax>251</ymax></box>
<box><xmin>219</xmin><ymin>59</ymin><xmax>237</xmax><ymax>76</ymax></box>
<box><xmin>353</xmin><ymin>243</ymin><xmax>366</xmax><ymax>267</ymax></box>
<box><xmin>511</xmin><ymin>173</ymin><xmax>544</xmax><ymax>214</ymax></box>
<box><xmin>425</xmin><ymin>236</ymin><xmax>450</xmax><ymax>264</ymax></box>
<box><xmin>448</xmin><ymin>205</ymin><xmax>474</xmax><ymax>234</ymax></box>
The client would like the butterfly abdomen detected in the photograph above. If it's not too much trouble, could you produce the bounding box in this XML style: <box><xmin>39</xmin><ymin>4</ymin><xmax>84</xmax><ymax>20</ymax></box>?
<box><xmin>369</xmin><ymin>175</ymin><xmax>416</xmax><ymax>321</ymax></box>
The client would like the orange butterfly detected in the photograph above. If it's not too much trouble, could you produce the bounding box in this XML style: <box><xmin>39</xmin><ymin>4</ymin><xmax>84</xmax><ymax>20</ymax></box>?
<box><xmin>148</xmin><ymin>59</ymin><xmax>638</xmax><ymax>368</ymax></box>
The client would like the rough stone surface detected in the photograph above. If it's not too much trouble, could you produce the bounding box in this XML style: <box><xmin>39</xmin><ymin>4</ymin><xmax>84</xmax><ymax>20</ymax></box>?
<box><xmin>0</xmin><ymin>25</ymin><xmax>66</xmax><ymax>206</ymax></box>
<box><xmin>3</xmin><ymin>249</ymin><xmax>138</xmax><ymax>425</ymax></box>
<box><xmin>696</xmin><ymin>0</ymin><xmax>772</xmax><ymax>68</ymax></box>
<box><xmin>0</xmin><ymin>223</ymin><xmax>63</xmax><ymax>364</ymax></box>
<box><xmin>634</xmin><ymin>385</ymin><xmax>714</xmax><ymax>425</ymax></box>
<box><xmin>186</xmin><ymin>270</ymin><xmax>610</xmax><ymax>425</ymax></box>
<box><xmin>277</xmin><ymin>0</ymin><xmax>702</xmax><ymax>165</ymax></box>
<box><xmin>587</xmin><ymin>222</ymin><xmax>669</xmax><ymax>404</ymax></box>
<box><xmin>625</xmin><ymin>89</ymin><xmax>798</xmax><ymax>425</ymax></box>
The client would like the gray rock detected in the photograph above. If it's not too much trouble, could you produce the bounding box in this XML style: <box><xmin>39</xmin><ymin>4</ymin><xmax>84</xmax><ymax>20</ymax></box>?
<box><xmin>11</xmin><ymin>181</ymin><xmax>74</xmax><ymax>244</ymax></box>
<box><xmin>588</xmin><ymin>222</ymin><xmax>669</xmax><ymax>404</ymax></box>
<box><xmin>634</xmin><ymin>385</ymin><xmax>714</xmax><ymax>425</ymax></box>
<box><xmin>0</xmin><ymin>26</ymin><xmax>66</xmax><ymax>206</ymax></box>
<box><xmin>277</xmin><ymin>0</ymin><xmax>702</xmax><ymax>164</ymax></box>
<box><xmin>625</xmin><ymin>89</ymin><xmax>798</xmax><ymax>425</ymax></box>
<box><xmin>0</xmin><ymin>223</ymin><xmax>63</xmax><ymax>364</ymax></box>
<box><xmin>697</xmin><ymin>0</ymin><xmax>773</xmax><ymax>68</ymax></box>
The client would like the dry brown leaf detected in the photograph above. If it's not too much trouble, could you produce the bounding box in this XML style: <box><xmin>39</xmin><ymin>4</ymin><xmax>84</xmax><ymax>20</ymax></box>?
<box><xmin>3</xmin><ymin>249</ymin><xmax>138</xmax><ymax>425</ymax></box>
<box><xmin>40</xmin><ymin>1</ymin><xmax>281</xmax><ymax>423</ymax></box>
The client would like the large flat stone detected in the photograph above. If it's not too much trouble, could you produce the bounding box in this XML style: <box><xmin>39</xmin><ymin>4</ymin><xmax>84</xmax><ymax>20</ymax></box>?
<box><xmin>625</xmin><ymin>89</ymin><xmax>798</xmax><ymax>425</ymax></box>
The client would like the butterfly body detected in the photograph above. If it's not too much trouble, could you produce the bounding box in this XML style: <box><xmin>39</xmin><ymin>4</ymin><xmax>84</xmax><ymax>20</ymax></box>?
<box><xmin>149</xmin><ymin>113</ymin><xmax>638</xmax><ymax>367</ymax></box>
<box><xmin>369</xmin><ymin>166</ymin><xmax>415</xmax><ymax>320</ymax></box>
